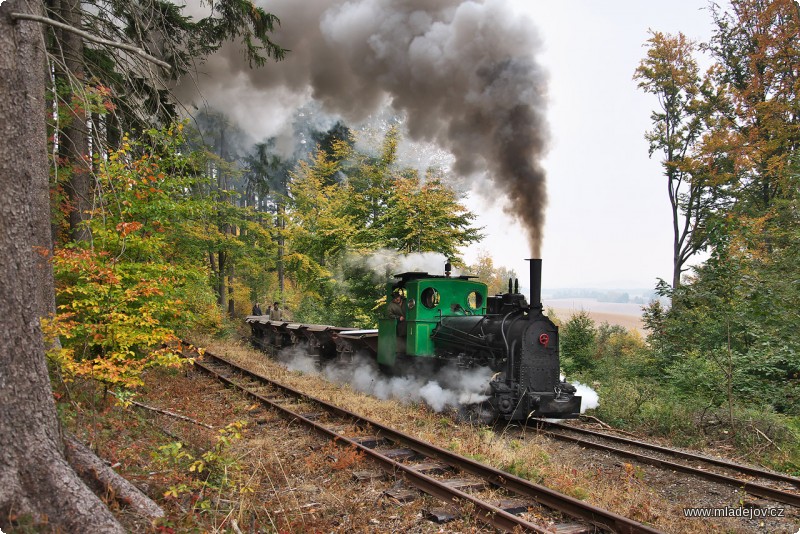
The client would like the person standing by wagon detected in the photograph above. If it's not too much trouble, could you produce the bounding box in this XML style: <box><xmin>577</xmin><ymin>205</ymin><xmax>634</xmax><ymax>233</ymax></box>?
<box><xmin>252</xmin><ymin>302</ymin><xmax>263</xmax><ymax>316</ymax></box>
<box><xmin>271</xmin><ymin>302</ymin><xmax>283</xmax><ymax>321</ymax></box>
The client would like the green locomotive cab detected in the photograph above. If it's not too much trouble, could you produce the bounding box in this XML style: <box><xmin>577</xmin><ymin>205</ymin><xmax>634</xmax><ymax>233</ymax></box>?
<box><xmin>377</xmin><ymin>270</ymin><xmax>488</xmax><ymax>367</ymax></box>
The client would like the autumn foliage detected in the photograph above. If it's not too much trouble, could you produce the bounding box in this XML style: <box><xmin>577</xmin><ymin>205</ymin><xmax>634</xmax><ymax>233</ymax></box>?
<box><xmin>46</xmin><ymin>126</ymin><xmax>220</xmax><ymax>389</ymax></box>
<box><xmin>45</xmin><ymin>249</ymin><xmax>185</xmax><ymax>388</ymax></box>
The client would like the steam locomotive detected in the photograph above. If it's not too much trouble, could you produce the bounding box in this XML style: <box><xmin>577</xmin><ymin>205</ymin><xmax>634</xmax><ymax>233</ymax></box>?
<box><xmin>246</xmin><ymin>259</ymin><xmax>581</xmax><ymax>421</ymax></box>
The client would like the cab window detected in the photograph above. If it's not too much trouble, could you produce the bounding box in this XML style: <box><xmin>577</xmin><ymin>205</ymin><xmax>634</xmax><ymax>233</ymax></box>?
<box><xmin>421</xmin><ymin>287</ymin><xmax>440</xmax><ymax>309</ymax></box>
<box><xmin>467</xmin><ymin>290</ymin><xmax>483</xmax><ymax>310</ymax></box>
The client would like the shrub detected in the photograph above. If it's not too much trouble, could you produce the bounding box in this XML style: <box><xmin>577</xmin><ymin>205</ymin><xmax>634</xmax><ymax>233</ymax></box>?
<box><xmin>560</xmin><ymin>311</ymin><xmax>597</xmax><ymax>373</ymax></box>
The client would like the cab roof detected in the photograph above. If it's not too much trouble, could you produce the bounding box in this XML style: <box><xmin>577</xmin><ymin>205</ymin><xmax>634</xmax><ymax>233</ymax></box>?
<box><xmin>393</xmin><ymin>271</ymin><xmax>478</xmax><ymax>283</ymax></box>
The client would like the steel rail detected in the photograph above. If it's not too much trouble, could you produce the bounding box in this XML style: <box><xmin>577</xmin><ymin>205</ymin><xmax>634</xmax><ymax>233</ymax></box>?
<box><xmin>541</xmin><ymin>425</ymin><xmax>800</xmax><ymax>508</ymax></box>
<box><xmin>194</xmin><ymin>351</ymin><xmax>664</xmax><ymax>534</ymax></box>
<box><xmin>548</xmin><ymin>421</ymin><xmax>800</xmax><ymax>489</ymax></box>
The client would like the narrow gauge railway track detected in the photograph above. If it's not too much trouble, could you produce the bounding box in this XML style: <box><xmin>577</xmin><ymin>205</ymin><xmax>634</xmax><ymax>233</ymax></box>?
<box><xmin>192</xmin><ymin>350</ymin><xmax>663</xmax><ymax>534</ymax></box>
<box><xmin>537</xmin><ymin>421</ymin><xmax>800</xmax><ymax>508</ymax></box>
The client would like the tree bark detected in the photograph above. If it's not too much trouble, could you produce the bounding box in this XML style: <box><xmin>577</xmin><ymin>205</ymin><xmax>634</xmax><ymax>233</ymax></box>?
<box><xmin>0</xmin><ymin>2</ymin><xmax>123</xmax><ymax>531</ymax></box>
<box><xmin>217</xmin><ymin>250</ymin><xmax>226</xmax><ymax>307</ymax></box>
<box><xmin>63</xmin><ymin>432</ymin><xmax>164</xmax><ymax>521</ymax></box>
<box><xmin>227</xmin><ymin>257</ymin><xmax>236</xmax><ymax>317</ymax></box>
<box><xmin>59</xmin><ymin>0</ymin><xmax>93</xmax><ymax>242</ymax></box>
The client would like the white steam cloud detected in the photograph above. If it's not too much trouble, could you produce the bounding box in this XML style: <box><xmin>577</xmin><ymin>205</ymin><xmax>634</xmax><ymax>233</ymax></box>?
<box><xmin>275</xmin><ymin>345</ymin><xmax>320</xmax><ymax>374</ymax></box>
<box><xmin>353</xmin><ymin>249</ymin><xmax>462</xmax><ymax>282</ymax></box>
<box><xmin>275</xmin><ymin>345</ymin><xmax>601</xmax><ymax>415</ymax></box>
<box><xmin>572</xmin><ymin>381</ymin><xmax>600</xmax><ymax>413</ymax></box>
<box><xmin>178</xmin><ymin>0</ymin><xmax>550</xmax><ymax>255</ymax></box>
<box><xmin>276</xmin><ymin>346</ymin><xmax>491</xmax><ymax>412</ymax></box>
<box><xmin>561</xmin><ymin>374</ymin><xmax>600</xmax><ymax>413</ymax></box>
<box><xmin>327</xmin><ymin>356</ymin><xmax>491</xmax><ymax>411</ymax></box>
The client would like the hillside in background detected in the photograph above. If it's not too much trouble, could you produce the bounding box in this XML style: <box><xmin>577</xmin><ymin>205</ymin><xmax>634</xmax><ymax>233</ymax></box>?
<box><xmin>543</xmin><ymin>296</ymin><xmax>646</xmax><ymax>332</ymax></box>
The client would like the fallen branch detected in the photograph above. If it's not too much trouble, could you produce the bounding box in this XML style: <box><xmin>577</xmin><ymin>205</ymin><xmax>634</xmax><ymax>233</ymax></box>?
<box><xmin>580</xmin><ymin>414</ymin><xmax>612</xmax><ymax>428</ymax></box>
<box><xmin>579</xmin><ymin>414</ymin><xmax>640</xmax><ymax>438</ymax></box>
<box><xmin>63</xmin><ymin>431</ymin><xmax>164</xmax><ymax>521</ymax></box>
<box><xmin>755</xmin><ymin>427</ymin><xmax>780</xmax><ymax>451</ymax></box>
<box><xmin>111</xmin><ymin>391</ymin><xmax>213</xmax><ymax>429</ymax></box>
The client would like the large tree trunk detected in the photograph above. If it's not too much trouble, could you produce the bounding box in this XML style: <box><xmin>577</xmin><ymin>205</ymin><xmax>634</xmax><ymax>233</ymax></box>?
<box><xmin>0</xmin><ymin>2</ymin><xmax>123</xmax><ymax>531</ymax></box>
<box><xmin>59</xmin><ymin>0</ymin><xmax>93</xmax><ymax>242</ymax></box>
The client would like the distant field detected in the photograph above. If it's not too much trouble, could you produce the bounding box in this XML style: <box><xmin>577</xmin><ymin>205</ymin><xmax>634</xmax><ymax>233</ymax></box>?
<box><xmin>543</xmin><ymin>298</ymin><xmax>646</xmax><ymax>333</ymax></box>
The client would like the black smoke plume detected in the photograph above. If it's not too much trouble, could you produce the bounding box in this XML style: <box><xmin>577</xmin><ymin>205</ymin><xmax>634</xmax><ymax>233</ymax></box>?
<box><xmin>178</xmin><ymin>0</ymin><xmax>549</xmax><ymax>254</ymax></box>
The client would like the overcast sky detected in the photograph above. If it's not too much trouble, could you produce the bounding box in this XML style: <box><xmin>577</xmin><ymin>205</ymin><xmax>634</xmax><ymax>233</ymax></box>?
<box><xmin>461</xmin><ymin>0</ymin><xmax>716</xmax><ymax>290</ymax></box>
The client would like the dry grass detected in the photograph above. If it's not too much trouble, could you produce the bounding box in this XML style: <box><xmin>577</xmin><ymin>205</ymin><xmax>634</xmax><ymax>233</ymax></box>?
<box><xmin>56</xmin><ymin>340</ymin><xmax>495</xmax><ymax>532</ymax></box>
<box><xmin>193</xmin><ymin>335</ymin><xmax>797</xmax><ymax>534</ymax></box>
<box><xmin>55</xmin><ymin>334</ymin><xmax>797</xmax><ymax>533</ymax></box>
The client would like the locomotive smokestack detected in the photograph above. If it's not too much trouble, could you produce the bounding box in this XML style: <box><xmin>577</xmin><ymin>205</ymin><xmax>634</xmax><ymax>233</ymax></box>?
<box><xmin>527</xmin><ymin>258</ymin><xmax>542</xmax><ymax>309</ymax></box>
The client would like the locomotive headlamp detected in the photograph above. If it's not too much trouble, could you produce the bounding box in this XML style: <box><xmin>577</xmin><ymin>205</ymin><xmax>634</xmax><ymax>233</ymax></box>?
<box><xmin>407</xmin><ymin>298</ymin><xmax>415</xmax><ymax>309</ymax></box>
<box><xmin>538</xmin><ymin>333</ymin><xmax>550</xmax><ymax>347</ymax></box>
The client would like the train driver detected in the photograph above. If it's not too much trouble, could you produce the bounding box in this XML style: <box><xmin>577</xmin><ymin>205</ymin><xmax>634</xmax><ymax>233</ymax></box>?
<box><xmin>388</xmin><ymin>290</ymin><xmax>408</xmax><ymax>338</ymax></box>
<box><xmin>388</xmin><ymin>290</ymin><xmax>405</xmax><ymax>322</ymax></box>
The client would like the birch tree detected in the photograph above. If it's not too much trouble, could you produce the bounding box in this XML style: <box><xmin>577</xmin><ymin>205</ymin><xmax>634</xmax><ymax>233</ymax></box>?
<box><xmin>635</xmin><ymin>31</ymin><xmax>716</xmax><ymax>288</ymax></box>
